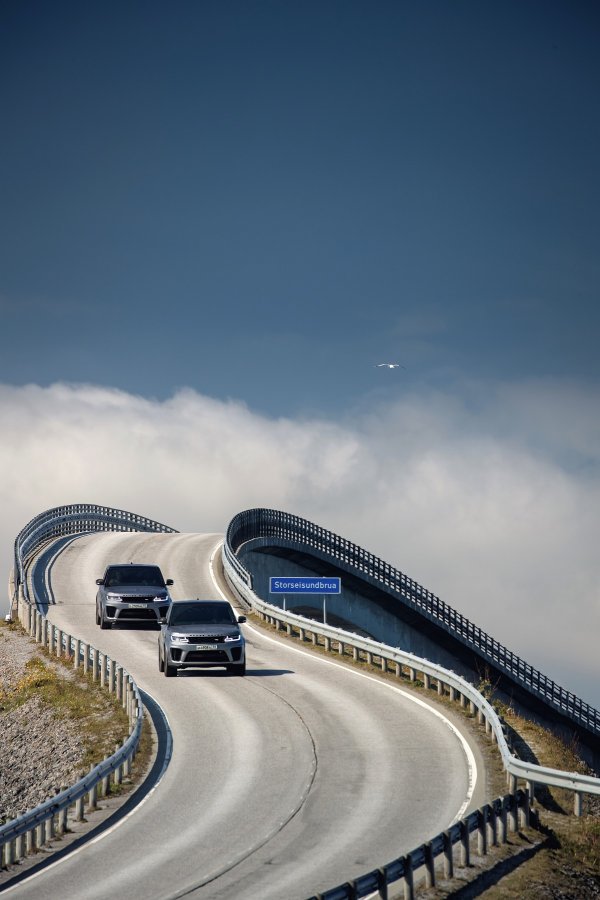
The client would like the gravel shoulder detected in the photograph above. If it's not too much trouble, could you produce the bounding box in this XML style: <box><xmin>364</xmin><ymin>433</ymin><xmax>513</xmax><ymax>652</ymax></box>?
<box><xmin>0</xmin><ymin>621</ymin><xmax>88</xmax><ymax>822</ymax></box>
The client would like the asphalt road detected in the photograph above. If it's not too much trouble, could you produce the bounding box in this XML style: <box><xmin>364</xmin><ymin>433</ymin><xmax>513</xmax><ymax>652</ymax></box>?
<box><xmin>8</xmin><ymin>531</ymin><xmax>488</xmax><ymax>900</ymax></box>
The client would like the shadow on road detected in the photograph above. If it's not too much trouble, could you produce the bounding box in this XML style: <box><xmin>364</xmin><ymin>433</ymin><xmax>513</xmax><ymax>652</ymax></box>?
<box><xmin>176</xmin><ymin>668</ymin><xmax>294</xmax><ymax>678</ymax></box>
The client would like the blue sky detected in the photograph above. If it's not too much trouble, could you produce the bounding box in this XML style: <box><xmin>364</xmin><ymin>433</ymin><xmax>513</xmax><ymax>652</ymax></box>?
<box><xmin>1</xmin><ymin>3</ymin><xmax>599</xmax><ymax>705</ymax></box>
<box><xmin>2</xmin><ymin>1</ymin><xmax>599</xmax><ymax>414</ymax></box>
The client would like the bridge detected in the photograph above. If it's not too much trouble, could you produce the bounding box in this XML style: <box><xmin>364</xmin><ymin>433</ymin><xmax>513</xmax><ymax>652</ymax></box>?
<box><xmin>2</xmin><ymin>504</ymin><xmax>599</xmax><ymax>898</ymax></box>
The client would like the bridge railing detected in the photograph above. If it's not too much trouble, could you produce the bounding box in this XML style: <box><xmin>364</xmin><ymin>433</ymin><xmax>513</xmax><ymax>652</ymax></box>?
<box><xmin>225</xmin><ymin>508</ymin><xmax>600</xmax><ymax>739</ymax></box>
<box><xmin>13</xmin><ymin>502</ymin><xmax>177</xmax><ymax>606</ymax></box>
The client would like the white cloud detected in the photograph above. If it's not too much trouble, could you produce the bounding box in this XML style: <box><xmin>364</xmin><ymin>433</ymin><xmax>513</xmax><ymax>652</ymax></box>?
<box><xmin>1</xmin><ymin>379</ymin><xmax>598</xmax><ymax>707</ymax></box>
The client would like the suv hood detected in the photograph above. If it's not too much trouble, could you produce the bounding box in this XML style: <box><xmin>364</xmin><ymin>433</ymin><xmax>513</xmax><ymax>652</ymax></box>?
<box><xmin>167</xmin><ymin>623</ymin><xmax>240</xmax><ymax>637</ymax></box>
<box><xmin>105</xmin><ymin>586</ymin><xmax>169</xmax><ymax>598</ymax></box>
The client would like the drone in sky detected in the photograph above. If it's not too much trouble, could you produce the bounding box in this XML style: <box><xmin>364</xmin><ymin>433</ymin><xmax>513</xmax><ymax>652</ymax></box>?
<box><xmin>375</xmin><ymin>363</ymin><xmax>406</xmax><ymax>369</ymax></box>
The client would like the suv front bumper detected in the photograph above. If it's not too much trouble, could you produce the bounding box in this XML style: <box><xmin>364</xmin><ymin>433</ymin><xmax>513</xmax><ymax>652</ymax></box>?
<box><xmin>103</xmin><ymin>600</ymin><xmax>171</xmax><ymax>624</ymax></box>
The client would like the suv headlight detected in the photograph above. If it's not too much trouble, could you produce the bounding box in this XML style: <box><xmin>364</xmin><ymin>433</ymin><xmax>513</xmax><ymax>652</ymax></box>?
<box><xmin>224</xmin><ymin>633</ymin><xmax>241</xmax><ymax>642</ymax></box>
<box><xmin>170</xmin><ymin>633</ymin><xmax>189</xmax><ymax>643</ymax></box>
<box><xmin>106</xmin><ymin>592</ymin><xmax>122</xmax><ymax>601</ymax></box>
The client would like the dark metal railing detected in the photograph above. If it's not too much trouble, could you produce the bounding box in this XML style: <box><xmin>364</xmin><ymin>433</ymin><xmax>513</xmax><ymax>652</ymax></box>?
<box><xmin>13</xmin><ymin>503</ymin><xmax>177</xmax><ymax>605</ymax></box>
<box><xmin>225</xmin><ymin>508</ymin><xmax>600</xmax><ymax>738</ymax></box>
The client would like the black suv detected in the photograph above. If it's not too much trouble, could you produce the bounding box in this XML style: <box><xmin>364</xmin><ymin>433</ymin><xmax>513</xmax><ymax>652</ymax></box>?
<box><xmin>95</xmin><ymin>563</ymin><xmax>173</xmax><ymax>629</ymax></box>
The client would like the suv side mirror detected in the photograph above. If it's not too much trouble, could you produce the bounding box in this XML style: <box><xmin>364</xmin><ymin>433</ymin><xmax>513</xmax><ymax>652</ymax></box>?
<box><xmin>166</xmin><ymin>579</ymin><xmax>174</xmax><ymax>586</ymax></box>
<box><xmin>96</xmin><ymin>578</ymin><xmax>104</xmax><ymax>585</ymax></box>
<box><xmin>237</xmin><ymin>615</ymin><xmax>247</xmax><ymax>624</ymax></box>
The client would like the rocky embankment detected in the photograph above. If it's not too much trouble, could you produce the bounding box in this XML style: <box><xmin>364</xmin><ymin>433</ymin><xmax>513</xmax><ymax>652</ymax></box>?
<box><xmin>0</xmin><ymin>623</ymin><xmax>86</xmax><ymax>823</ymax></box>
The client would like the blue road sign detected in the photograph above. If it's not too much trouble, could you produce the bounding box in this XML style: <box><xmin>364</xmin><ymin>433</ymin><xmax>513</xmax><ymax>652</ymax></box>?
<box><xmin>269</xmin><ymin>576</ymin><xmax>341</xmax><ymax>594</ymax></box>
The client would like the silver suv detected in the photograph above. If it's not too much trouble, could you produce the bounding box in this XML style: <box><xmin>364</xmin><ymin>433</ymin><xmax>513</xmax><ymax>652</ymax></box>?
<box><xmin>96</xmin><ymin>564</ymin><xmax>173</xmax><ymax>629</ymax></box>
<box><xmin>158</xmin><ymin>600</ymin><xmax>246</xmax><ymax>677</ymax></box>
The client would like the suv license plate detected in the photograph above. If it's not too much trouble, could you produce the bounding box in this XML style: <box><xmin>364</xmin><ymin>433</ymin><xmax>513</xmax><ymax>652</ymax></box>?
<box><xmin>195</xmin><ymin>644</ymin><xmax>217</xmax><ymax>651</ymax></box>
<box><xmin>128</xmin><ymin>603</ymin><xmax>148</xmax><ymax>609</ymax></box>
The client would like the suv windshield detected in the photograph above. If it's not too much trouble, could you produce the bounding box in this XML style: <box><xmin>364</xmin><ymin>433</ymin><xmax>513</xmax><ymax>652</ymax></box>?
<box><xmin>105</xmin><ymin>566</ymin><xmax>166</xmax><ymax>588</ymax></box>
<box><xmin>169</xmin><ymin>603</ymin><xmax>236</xmax><ymax>626</ymax></box>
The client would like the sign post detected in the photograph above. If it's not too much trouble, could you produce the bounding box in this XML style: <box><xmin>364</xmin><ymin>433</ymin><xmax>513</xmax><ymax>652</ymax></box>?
<box><xmin>269</xmin><ymin>576</ymin><xmax>341</xmax><ymax>624</ymax></box>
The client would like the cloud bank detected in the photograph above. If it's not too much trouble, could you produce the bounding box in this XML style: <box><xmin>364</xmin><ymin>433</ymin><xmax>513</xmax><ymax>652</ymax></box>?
<box><xmin>1</xmin><ymin>380</ymin><xmax>598</xmax><ymax>707</ymax></box>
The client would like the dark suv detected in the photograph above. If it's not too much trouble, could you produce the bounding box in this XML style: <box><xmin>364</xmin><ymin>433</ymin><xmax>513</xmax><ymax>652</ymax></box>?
<box><xmin>95</xmin><ymin>563</ymin><xmax>173</xmax><ymax>629</ymax></box>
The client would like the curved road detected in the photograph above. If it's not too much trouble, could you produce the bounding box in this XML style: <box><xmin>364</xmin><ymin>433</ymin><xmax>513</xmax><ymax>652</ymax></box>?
<box><xmin>10</xmin><ymin>531</ymin><xmax>487</xmax><ymax>900</ymax></box>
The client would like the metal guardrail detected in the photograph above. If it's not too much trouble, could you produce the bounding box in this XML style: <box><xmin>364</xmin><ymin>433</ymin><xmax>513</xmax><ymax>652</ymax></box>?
<box><xmin>222</xmin><ymin>551</ymin><xmax>600</xmax><ymax>803</ymax></box>
<box><xmin>225</xmin><ymin>508</ymin><xmax>600</xmax><ymax>740</ymax></box>
<box><xmin>308</xmin><ymin>790</ymin><xmax>530</xmax><ymax>900</ymax></box>
<box><xmin>222</xmin><ymin>544</ymin><xmax>600</xmax><ymax>897</ymax></box>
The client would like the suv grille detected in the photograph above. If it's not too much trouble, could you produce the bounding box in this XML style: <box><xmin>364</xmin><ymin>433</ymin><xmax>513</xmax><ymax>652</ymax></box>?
<box><xmin>119</xmin><ymin>608</ymin><xmax>157</xmax><ymax>620</ymax></box>
<box><xmin>187</xmin><ymin>634</ymin><xmax>227</xmax><ymax>643</ymax></box>
<box><xmin>186</xmin><ymin>650</ymin><xmax>228</xmax><ymax>662</ymax></box>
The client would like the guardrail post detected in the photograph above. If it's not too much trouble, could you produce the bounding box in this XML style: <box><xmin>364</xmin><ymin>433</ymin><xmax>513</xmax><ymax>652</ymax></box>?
<box><xmin>35</xmin><ymin>820</ymin><xmax>44</xmax><ymax>849</ymax></box>
<box><xmin>376</xmin><ymin>867</ymin><xmax>388</xmax><ymax>899</ymax></box>
<box><xmin>338</xmin><ymin>641</ymin><xmax>344</xmax><ymax>655</ymax></box>
<box><xmin>499</xmin><ymin>799</ymin><xmax>508</xmax><ymax>843</ymax></box>
<box><xmin>424</xmin><ymin>841</ymin><xmax>435</xmax><ymax>887</ymax></box>
<box><xmin>477</xmin><ymin>708</ymin><xmax>485</xmax><ymax>725</ymax></box>
<box><xmin>460</xmin><ymin>819</ymin><xmax>470</xmax><ymax>866</ymax></box>
<box><xmin>116</xmin><ymin>666</ymin><xmax>123</xmax><ymax>701</ymax></box>
<box><xmin>521</xmin><ymin>788</ymin><xmax>530</xmax><ymax>828</ymax></box>
<box><xmin>108</xmin><ymin>658</ymin><xmax>115</xmax><ymax>693</ymax></box>
<box><xmin>3</xmin><ymin>838</ymin><xmax>14</xmax><ymax>866</ymax></box>
<box><xmin>459</xmin><ymin>692</ymin><xmax>466</xmax><ymax>708</ymax></box>
<box><xmin>88</xmin><ymin>764</ymin><xmax>98</xmax><ymax>809</ymax></box>
<box><xmin>324</xmin><ymin>637</ymin><xmax>331</xmax><ymax>652</ymax></box>
<box><xmin>508</xmin><ymin>793</ymin><xmax>518</xmax><ymax>832</ymax></box>
<box><xmin>48</xmin><ymin>623</ymin><xmax>55</xmax><ymax>655</ymax></box>
<box><xmin>56</xmin><ymin>628</ymin><xmax>63</xmax><ymax>658</ymax></box>
<box><xmin>312</xmin><ymin>632</ymin><xmax>317</xmax><ymax>646</ymax></box>
<box><xmin>423</xmin><ymin>673</ymin><xmax>430</xmax><ymax>690</ymax></box>
<box><xmin>403</xmin><ymin>855</ymin><xmax>414</xmax><ymax>900</ymax></box>
<box><xmin>395</xmin><ymin>662</ymin><xmax>401</xmax><ymax>678</ymax></box>
<box><xmin>443</xmin><ymin>830</ymin><xmax>453</xmax><ymax>878</ymax></box>
<box><xmin>74</xmin><ymin>638</ymin><xmax>81</xmax><ymax>669</ymax></box>
<box><xmin>526</xmin><ymin>780</ymin><xmax>535</xmax><ymax>811</ymax></box>
<box><xmin>83</xmin><ymin>642</ymin><xmax>90</xmax><ymax>674</ymax></box>
<box><xmin>299</xmin><ymin>627</ymin><xmax>305</xmax><ymax>641</ymax></box>
<box><xmin>100</xmin><ymin>653</ymin><xmax>106</xmax><ymax>687</ymax></box>
<box><xmin>489</xmin><ymin>803</ymin><xmax>498</xmax><ymax>847</ymax></box>
<box><xmin>352</xmin><ymin>646</ymin><xmax>359</xmax><ymax>661</ymax></box>
<box><xmin>92</xmin><ymin>648</ymin><xmax>99</xmax><ymax>682</ymax></box>
<box><xmin>58</xmin><ymin>787</ymin><xmax>68</xmax><ymax>833</ymax></box>
<box><xmin>574</xmin><ymin>792</ymin><xmax>583</xmax><ymax>817</ymax></box>
<box><xmin>449</xmin><ymin>686</ymin><xmax>456</xmax><ymax>702</ymax></box>
<box><xmin>409</xmin><ymin>667</ymin><xmax>416</xmax><ymax>682</ymax></box>
<box><xmin>26</xmin><ymin>813</ymin><xmax>35</xmax><ymax>853</ymax></box>
<box><xmin>41</xmin><ymin>617</ymin><xmax>48</xmax><ymax>648</ymax></box>
<box><xmin>437</xmin><ymin>679</ymin><xmax>444</xmax><ymax>696</ymax></box>
<box><xmin>75</xmin><ymin>792</ymin><xmax>85</xmax><ymax>821</ymax></box>
<box><xmin>478</xmin><ymin>807</ymin><xmax>488</xmax><ymax>856</ymax></box>
<box><xmin>469</xmin><ymin>700</ymin><xmax>476</xmax><ymax>716</ymax></box>
<box><xmin>380</xmin><ymin>656</ymin><xmax>387</xmax><ymax>672</ymax></box>
<box><xmin>101</xmin><ymin>756</ymin><xmax>110</xmax><ymax>797</ymax></box>
<box><xmin>114</xmin><ymin>745</ymin><xmax>123</xmax><ymax>786</ymax></box>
